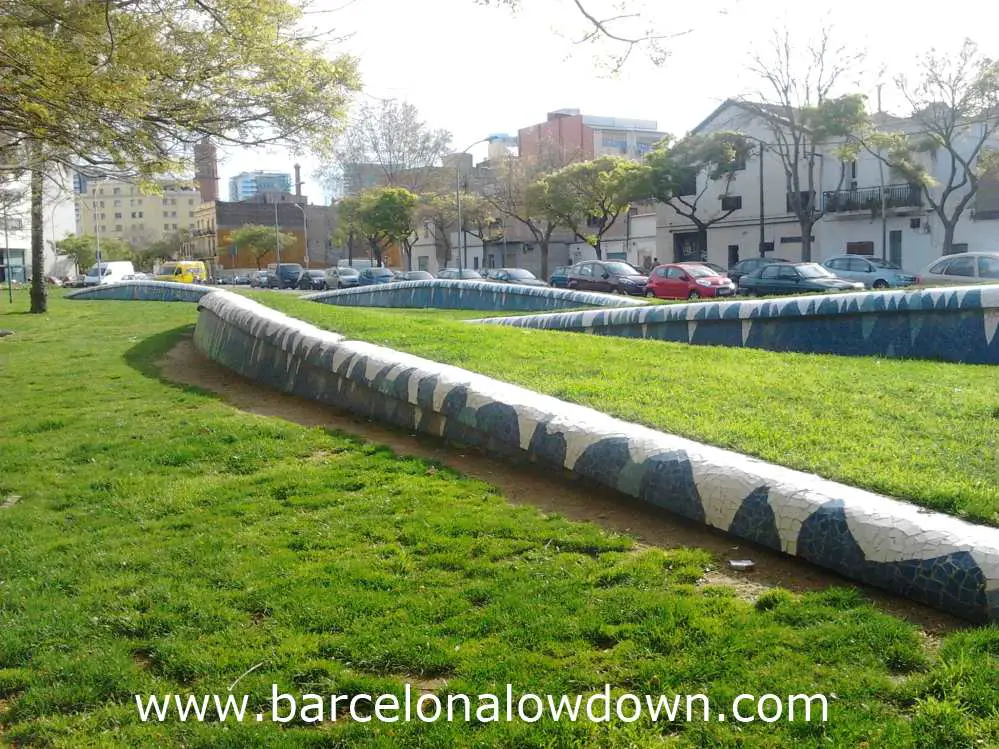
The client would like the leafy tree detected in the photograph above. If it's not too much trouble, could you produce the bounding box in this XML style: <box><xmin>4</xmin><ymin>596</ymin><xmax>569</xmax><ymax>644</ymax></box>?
<box><xmin>532</xmin><ymin>155</ymin><xmax>644</xmax><ymax>259</ymax></box>
<box><xmin>229</xmin><ymin>224</ymin><xmax>296</xmax><ymax>269</ymax></box>
<box><xmin>480</xmin><ymin>152</ymin><xmax>570</xmax><ymax>279</ymax></box>
<box><xmin>358</xmin><ymin>187</ymin><xmax>418</xmax><ymax>269</ymax></box>
<box><xmin>2</xmin><ymin>0</ymin><xmax>360</xmax><ymax>312</ymax></box>
<box><xmin>866</xmin><ymin>40</ymin><xmax>999</xmax><ymax>254</ymax></box>
<box><xmin>638</xmin><ymin>132</ymin><xmax>753</xmax><ymax>256</ymax></box>
<box><xmin>135</xmin><ymin>230</ymin><xmax>192</xmax><ymax>272</ymax></box>
<box><xmin>54</xmin><ymin>234</ymin><xmax>132</xmax><ymax>273</ymax></box>
<box><xmin>739</xmin><ymin>26</ymin><xmax>867</xmax><ymax>261</ymax></box>
<box><xmin>321</xmin><ymin>100</ymin><xmax>452</xmax><ymax>196</ymax></box>
<box><xmin>416</xmin><ymin>193</ymin><xmax>460</xmax><ymax>270</ymax></box>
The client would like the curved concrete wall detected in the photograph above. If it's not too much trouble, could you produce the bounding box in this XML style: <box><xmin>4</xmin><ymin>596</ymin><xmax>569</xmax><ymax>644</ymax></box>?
<box><xmin>308</xmin><ymin>279</ymin><xmax>648</xmax><ymax>311</ymax></box>
<box><xmin>474</xmin><ymin>284</ymin><xmax>999</xmax><ymax>364</ymax></box>
<box><xmin>194</xmin><ymin>290</ymin><xmax>999</xmax><ymax>622</ymax></box>
<box><xmin>66</xmin><ymin>280</ymin><xmax>212</xmax><ymax>303</ymax></box>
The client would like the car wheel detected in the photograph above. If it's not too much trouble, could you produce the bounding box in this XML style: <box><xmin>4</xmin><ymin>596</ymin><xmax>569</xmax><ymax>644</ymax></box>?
<box><xmin>645</xmin><ymin>289</ymin><xmax>656</xmax><ymax>298</ymax></box>
<box><xmin>872</xmin><ymin>279</ymin><xmax>888</xmax><ymax>289</ymax></box>
<box><xmin>687</xmin><ymin>290</ymin><xmax>700</xmax><ymax>299</ymax></box>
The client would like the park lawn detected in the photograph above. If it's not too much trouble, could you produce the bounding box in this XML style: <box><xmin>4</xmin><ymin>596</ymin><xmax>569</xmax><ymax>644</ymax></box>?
<box><xmin>0</xmin><ymin>294</ymin><xmax>995</xmax><ymax>747</ymax></box>
<box><xmin>247</xmin><ymin>293</ymin><xmax>999</xmax><ymax>526</ymax></box>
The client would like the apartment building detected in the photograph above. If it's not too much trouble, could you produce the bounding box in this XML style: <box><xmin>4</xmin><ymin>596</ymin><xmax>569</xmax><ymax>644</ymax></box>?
<box><xmin>228</xmin><ymin>171</ymin><xmax>293</xmax><ymax>202</ymax></box>
<box><xmin>656</xmin><ymin>100</ymin><xmax>999</xmax><ymax>272</ymax></box>
<box><xmin>518</xmin><ymin>108</ymin><xmax>666</xmax><ymax>164</ymax></box>
<box><xmin>75</xmin><ymin>179</ymin><xmax>200</xmax><ymax>248</ymax></box>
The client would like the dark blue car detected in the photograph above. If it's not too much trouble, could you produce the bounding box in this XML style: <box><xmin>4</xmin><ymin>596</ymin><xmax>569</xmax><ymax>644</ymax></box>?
<box><xmin>356</xmin><ymin>267</ymin><xmax>397</xmax><ymax>286</ymax></box>
<box><xmin>548</xmin><ymin>265</ymin><xmax>571</xmax><ymax>288</ymax></box>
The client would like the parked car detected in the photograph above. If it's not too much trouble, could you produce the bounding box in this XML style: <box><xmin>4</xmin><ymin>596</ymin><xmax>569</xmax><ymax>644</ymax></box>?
<box><xmin>483</xmin><ymin>268</ymin><xmax>548</xmax><ymax>287</ymax></box>
<box><xmin>296</xmin><ymin>269</ymin><xmax>326</xmax><ymax>290</ymax></box>
<box><xmin>394</xmin><ymin>270</ymin><xmax>435</xmax><ymax>281</ymax></box>
<box><xmin>323</xmin><ymin>266</ymin><xmax>360</xmax><ymax>289</ymax></box>
<box><xmin>438</xmin><ymin>268</ymin><xmax>483</xmax><ymax>280</ymax></box>
<box><xmin>549</xmin><ymin>265</ymin><xmax>571</xmax><ymax>288</ymax></box>
<box><xmin>915</xmin><ymin>251</ymin><xmax>999</xmax><ymax>287</ymax></box>
<box><xmin>822</xmin><ymin>255</ymin><xmax>917</xmax><ymax>288</ymax></box>
<box><xmin>266</xmin><ymin>263</ymin><xmax>305</xmax><ymax>289</ymax></box>
<box><xmin>727</xmin><ymin>257</ymin><xmax>792</xmax><ymax>287</ymax></box>
<box><xmin>230</xmin><ymin>273</ymin><xmax>250</xmax><ymax>285</ymax></box>
<box><xmin>739</xmin><ymin>262</ymin><xmax>865</xmax><ymax>296</ymax></box>
<box><xmin>566</xmin><ymin>261</ymin><xmax>648</xmax><ymax>295</ymax></box>
<box><xmin>700</xmin><ymin>261</ymin><xmax>729</xmax><ymax>277</ymax></box>
<box><xmin>647</xmin><ymin>263</ymin><xmax>737</xmax><ymax>299</ymax></box>
<box><xmin>249</xmin><ymin>270</ymin><xmax>268</xmax><ymax>288</ymax></box>
<box><xmin>356</xmin><ymin>267</ymin><xmax>398</xmax><ymax>286</ymax></box>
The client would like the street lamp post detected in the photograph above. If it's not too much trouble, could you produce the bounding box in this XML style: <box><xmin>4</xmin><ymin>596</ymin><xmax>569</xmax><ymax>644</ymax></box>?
<box><xmin>455</xmin><ymin>136</ymin><xmax>496</xmax><ymax>271</ymax></box>
<box><xmin>273</xmin><ymin>201</ymin><xmax>281</xmax><ymax>267</ymax></box>
<box><xmin>292</xmin><ymin>202</ymin><xmax>309</xmax><ymax>268</ymax></box>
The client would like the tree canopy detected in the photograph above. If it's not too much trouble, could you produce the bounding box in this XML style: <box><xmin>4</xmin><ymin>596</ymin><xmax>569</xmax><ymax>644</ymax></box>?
<box><xmin>229</xmin><ymin>224</ymin><xmax>296</xmax><ymax>269</ymax></box>
<box><xmin>54</xmin><ymin>234</ymin><xmax>132</xmax><ymax>272</ymax></box>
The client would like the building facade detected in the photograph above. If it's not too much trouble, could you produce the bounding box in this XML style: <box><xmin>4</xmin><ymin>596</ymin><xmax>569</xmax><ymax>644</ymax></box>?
<box><xmin>228</xmin><ymin>171</ymin><xmax>293</xmax><ymax>202</ymax></box>
<box><xmin>194</xmin><ymin>138</ymin><xmax>220</xmax><ymax>203</ymax></box>
<box><xmin>518</xmin><ymin>109</ymin><xmax>666</xmax><ymax>164</ymax></box>
<box><xmin>189</xmin><ymin>191</ymin><xmax>337</xmax><ymax>271</ymax></box>
<box><xmin>656</xmin><ymin>100</ymin><xmax>999</xmax><ymax>272</ymax></box>
<box><xmin>74</xmin><ymin>178</ymin><xmax>200</xmax><ymax>249</ymax></box>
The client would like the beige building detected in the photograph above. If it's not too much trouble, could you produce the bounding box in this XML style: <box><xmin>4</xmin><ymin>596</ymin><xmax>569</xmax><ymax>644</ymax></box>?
<box><xmin>74</xmin><ymin>179</ymin><xmax>200</xmax><ymax>247</ymax></box>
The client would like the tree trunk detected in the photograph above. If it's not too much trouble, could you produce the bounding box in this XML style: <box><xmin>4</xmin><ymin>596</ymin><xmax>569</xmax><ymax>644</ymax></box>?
<box><xmin>406</xmin><ymin>247</ymin><xmax>412</xmax><ymax>271</ymax></box>
<box><xmin>29</xmin><ymin>156</ymin><xmax>46</xmax><ymax>314</ymax></box>
<box><xmin>941</xmin><ymin>220</ymin><xmax>958</xmax><ymax>255</ymax></box>
<box><xmin>540</xmin><ymin>241</ymin><xmax>549</xmax><ymax>281</ymax></box>
<box><xmin>593</xmin><ymin>238</ymin><xmax>602</xmax><ymax>261</ymax></box>
<box><xmin>799</xmin><ymin>221</ymin><xmax>814</xmax><ymax>262</ymax></box>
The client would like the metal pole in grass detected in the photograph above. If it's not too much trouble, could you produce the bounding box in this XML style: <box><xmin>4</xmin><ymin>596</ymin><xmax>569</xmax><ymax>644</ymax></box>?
<box><xmin>2</xmin><ymin>197</ymin><xmax>11</xmax><ymax>303</ymax></box>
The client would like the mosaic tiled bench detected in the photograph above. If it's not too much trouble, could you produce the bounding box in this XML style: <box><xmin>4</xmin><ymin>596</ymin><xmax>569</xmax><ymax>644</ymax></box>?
<box><xmin>66</xmin><ymin>280</ymin><xmax>213</xmax><ymax>303</ymax></box>
<box><xmin>308</xmin><ymin>279</ymin><xmax>648</xmax><ymax>311</ymax></box>
<box><xmin>193</xmin><ymin>290</ymin><xmax>999</xmax><ymax>622</ymax></box>
<box><xmin>473</xmin><ymin>284</ymin><xmax>999</xmax><ymax>364</ymax></box>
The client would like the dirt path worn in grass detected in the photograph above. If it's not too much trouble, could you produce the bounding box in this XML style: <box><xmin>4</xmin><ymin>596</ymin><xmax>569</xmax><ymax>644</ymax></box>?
<box><xmin>158</xmin><ymin>335</ymin><xmax>964</xmax><ymax>635</ymax></box>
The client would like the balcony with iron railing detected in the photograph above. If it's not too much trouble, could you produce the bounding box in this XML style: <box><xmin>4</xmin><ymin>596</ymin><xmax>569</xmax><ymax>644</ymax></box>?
<box><xmin>822</xmin><ymin>184</ymin><xmax>922</xmax><ymax>214</ymax></box>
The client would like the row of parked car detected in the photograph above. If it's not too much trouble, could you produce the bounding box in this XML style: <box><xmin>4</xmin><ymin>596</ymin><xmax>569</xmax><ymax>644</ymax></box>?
<box><xmin>220</xmin><ymin>249</ymin><xmax>999</xmax><ymax>300</ymax></box>
<box><xmin>549</xmin><ymin>250</ymin><xmax>999</xmax><ymax>299</ymax></box>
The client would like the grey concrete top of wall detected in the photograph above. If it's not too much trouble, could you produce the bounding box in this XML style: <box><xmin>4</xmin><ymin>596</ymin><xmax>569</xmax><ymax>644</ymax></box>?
<box><xmin>306</xmin><ymin>279</ymin><xmax>649</xmax><ymax>311</ymax></box>
<box><xmin>471</xmin><ymin>283</ymin><xmax>999</xmax><ymax>327</ymax></box>
<box><xmin>66</xmin><ymin>280</ymin><xmax>213</xmax><ymax>302</ymax></box>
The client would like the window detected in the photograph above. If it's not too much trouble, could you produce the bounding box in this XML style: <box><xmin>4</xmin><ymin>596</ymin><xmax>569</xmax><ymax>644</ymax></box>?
<box><xmin>666</xmin><ymin>267</ymin><xmax>687</xmax><ymax>279</ymax></box>
<box><xmin>579</xmin><ymin>264</ymin><xmax>594</xmax><ymax>277</ymax></box>
<box><xmin>944</xmin><ymin>256</ymin><xmax>976</xmax><ymax>277</ymax></box>
<box><xmin>947</xmin><ymin>243</ymin><xmax>969</xmax><ymax>255</ymax></box>
<box><xmin>113</xmin><ymin>187</ymin><xmax>121</xmax><ymax>195</ymax></box>
<box><xmin>164</xmin><ymin>224</ymin><xmax>170</xmax><ymax>231</ymax></box>
<box><xmin>826</xmin><ymin>258</ymin><xmax>846</xmax><ymax>270</ymax></box>
<box><xmin>720</xmin><ymin>195</ymin><xmax>742</xmax><ymax>211</ymax></box>
<box><xmin>130</xmin><ymin>199</ymin><xmax>135</xmax><ymax>207</ymax></box>
<box><xmin>114</xmin><ymin>212</ymin><xmax>122</xmax><ymax>219</ymax></box>
<box><xmin>846</xmin><ymin>241</ymin><xmax>875</xmax><ymax>255</ymax></box>
<box><xmin>131</xmin><ymin>212</ymin><xmax>137</xmax><ymax>219</ymax></box>
<box><xmin>727</xmin><ymin>245</ymin><xmax>739</xmax><ymax>266</ymax></box>
<box><xmin>761</xmin><ymin>265</ymin><xmax>781</xmax><ymax>279</ymax></box>
<box><xmin>115</xmin><ymin>224</ymin><xmax>122</xmax><ymax>231</ymax></box>
<box><xmin>909</xmin><ymin>218</ymin><xmax>921</xmax><ymax>229</ymax></box>
<box><xmin>847</xmin><ymin>258</ymin><xmax>871</xmax><ymax>272</ymax></box>
<box><xmin>979</xmin><ymin>256</ymin><xmax>999</xmax><ymax>279</ymax></box>
<box><xmin>114</xmin><ymin>199</ymin><xmax>121</xmax><ymax>207</ymax></box>
<box><xmin>928</xmin><ymin>259</ymin><xmax>950</xmax><ymax>274</ymax></box>
<box><xmin>777</xmin><ymin>266</ymin><xmax>799</xmax><ymax>280</ymax></box>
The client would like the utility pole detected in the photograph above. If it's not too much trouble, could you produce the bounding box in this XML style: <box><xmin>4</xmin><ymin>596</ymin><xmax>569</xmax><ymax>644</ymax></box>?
<box><xmin>273</xmin><ymin>200</ymin><xmax>281</xmax><ymax>267</ymax></box>
<box><xmin>758</xmin><ymin>140</ymin><xmax>766</xmax><ymax>257</ymax></box>
<box><xmin>876</xmin><ymin>83</ymin><xmax>888</xmax><ymax>261</ymax></box>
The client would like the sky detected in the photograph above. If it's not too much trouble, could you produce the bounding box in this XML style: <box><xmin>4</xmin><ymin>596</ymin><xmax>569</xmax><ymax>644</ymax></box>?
<box><xmin>215</xmin><ymin>0</ymin><xmax>989</xmax><ymax>206</ymax></box>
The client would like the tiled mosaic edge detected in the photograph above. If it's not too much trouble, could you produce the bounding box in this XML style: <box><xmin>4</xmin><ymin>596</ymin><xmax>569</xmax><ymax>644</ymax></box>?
<box><xmin>66</xmin><ymin>280</ymin><xmax>213</xmax><ymax>303</ymax></box>
<box><xmin>193</xmin><ymin>289</ymin><xmax>999</xmax><ymax>622</ymax></box>
<box><xmin>473</xmin><ymin>285</ymin><xmax>999</xmax><ymax>364</ymax></box>
<box><xmin>307</xmin><ymin>279</ymin><xmax>648</xmax><ymax>311</ymax></box>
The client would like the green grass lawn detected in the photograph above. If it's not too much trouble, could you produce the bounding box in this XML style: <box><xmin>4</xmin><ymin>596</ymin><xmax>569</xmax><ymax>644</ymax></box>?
<box><xmin>245</xmin><ymin>293</ymin><xmax>999</xmax><ymax>526</ymax></box>
<box><xmin>0</xmin><ymin>293</ymin><xmax>997</xmax><ymax>747</ymax></box>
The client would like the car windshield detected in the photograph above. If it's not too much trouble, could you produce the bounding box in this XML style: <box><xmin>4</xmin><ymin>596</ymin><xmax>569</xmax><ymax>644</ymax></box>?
<box><xmin>86</xmin><ymin>264</ymin><xmax>112</xmax><ymax>276</ymax></box>
<box><xmin>338</xmin><ymin>268</ymin><xmax>359</xmax><ymax>276</ymax></box>
<box><xmin>373</xmin><ymin>268</ymin><xmax>394</xmax><ymax>276</ymax></box>
<box><xmin>797</xmin><ymin>263</ymin><xmax>835</xmax><ymax>278</ymax></box>
<box><xmin>308</xmin><ymin>270</ymin><xmax>324</xmax><ymax>277</ymax></box>
<box><xmin>604</xmin><ymin>262</ymin><xmax>640</xmax><ymax>276</ymax></box>
<box><xmin>505</xmin><ymin>269</ymin><xmax>537</xmax><ymax>279</ymax></box>
<box><xmin>682</xmin><ymin>265</ymin><xmax>715</xmax><ymax>278</ymax></box>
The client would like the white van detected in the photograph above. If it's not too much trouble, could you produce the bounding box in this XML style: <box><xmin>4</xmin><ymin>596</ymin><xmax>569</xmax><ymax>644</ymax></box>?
<box><xmin>84</xmin><ymin>260</ymin><xmax>136</xmax><ymax>286</ymax></box>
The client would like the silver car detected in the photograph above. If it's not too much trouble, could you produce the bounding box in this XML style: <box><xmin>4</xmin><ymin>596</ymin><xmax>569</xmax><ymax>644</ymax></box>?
<box><xmin>915</xmin><ymin>251</ymin><xmax>999</xmax><ymax>287</ymax></box>
<box><xmin>822</xmin><ymin>255</ymin><xmax>916</xmax><ymax>289</ymax></box>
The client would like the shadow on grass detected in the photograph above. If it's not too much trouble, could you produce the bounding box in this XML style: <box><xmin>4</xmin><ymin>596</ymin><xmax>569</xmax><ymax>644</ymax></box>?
<box><xmin>122</xmin><ymin>324</ymin><xmax>215</xmax><ymax>399</ymax></box>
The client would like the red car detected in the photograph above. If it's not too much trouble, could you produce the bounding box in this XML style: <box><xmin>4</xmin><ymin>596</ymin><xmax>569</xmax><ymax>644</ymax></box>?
<box><xmin>646</xmin><ymin>263</ymin><xmax>737</xmax><ymax>300</ymax></box>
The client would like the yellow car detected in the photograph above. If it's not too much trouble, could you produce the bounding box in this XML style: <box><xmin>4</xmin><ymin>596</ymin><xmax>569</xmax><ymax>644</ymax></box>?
<box><xmin>156</xmin><ymin>261</ymin><xmax>208</xmax><ymax>284</ymax></box>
